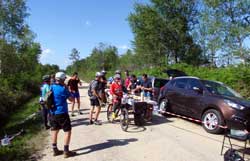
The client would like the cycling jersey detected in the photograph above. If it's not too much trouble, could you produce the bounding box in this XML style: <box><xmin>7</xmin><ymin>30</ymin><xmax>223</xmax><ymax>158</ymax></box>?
<box><xmin>110</xmin><ymin>82</ymin><xmax>123</xmax><ymax>97</ymax></box>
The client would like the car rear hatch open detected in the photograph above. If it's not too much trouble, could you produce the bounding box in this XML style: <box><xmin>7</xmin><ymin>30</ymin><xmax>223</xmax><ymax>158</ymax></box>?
<box><xmin>163</xmin><ymin>69</ymin><xmax>187</xmax><ymax>77</ymax></box>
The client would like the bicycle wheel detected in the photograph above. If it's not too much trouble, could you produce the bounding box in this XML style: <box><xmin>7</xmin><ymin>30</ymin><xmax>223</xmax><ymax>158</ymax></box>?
<box><xmin>106</xmin><ymin>104</ymin><xmax>113</xmax><ymax>122</ymax></box>
<box><xmin>120</xmin><ymin>107</ymin><xmax>129</xmax><ymax>132</ymax></box>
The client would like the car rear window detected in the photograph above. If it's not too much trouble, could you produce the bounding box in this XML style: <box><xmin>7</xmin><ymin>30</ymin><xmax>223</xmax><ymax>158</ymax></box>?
<box><xmin>173</xmin><ymin>79</ymin><xmax>188</xmax><ymax>89</ymax></box>
<box><xmin>154</xmin><ymin>79</ymin><xmax>169</xmax><ymax>88</ymax></box>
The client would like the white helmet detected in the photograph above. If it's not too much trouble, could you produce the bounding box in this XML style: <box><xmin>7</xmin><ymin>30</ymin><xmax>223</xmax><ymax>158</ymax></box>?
<box><xmin>115</xmin><ymin>70</ymin><xmax>121</xmax><ymax>74</ymax></box>
<box><xmin>95</xmin><ymin>72</ymin><xmax>102</xmax><ymax>77</ymax></box>
<box><xmin>114</xmin><ymin>74</ymin><xmax>121</xmax><ymax>79</ymax></box>
<box><xmin>55</xmin><ymin>72</ymin><xmax>66</xmax><ymax>81</ymax></box>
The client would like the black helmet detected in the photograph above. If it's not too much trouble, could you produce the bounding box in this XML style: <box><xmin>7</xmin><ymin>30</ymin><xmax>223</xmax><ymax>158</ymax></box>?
<box><xmin>42</xmin><ymin>75</ymin><xmax>50</xmax><ymax>82</ymax></box>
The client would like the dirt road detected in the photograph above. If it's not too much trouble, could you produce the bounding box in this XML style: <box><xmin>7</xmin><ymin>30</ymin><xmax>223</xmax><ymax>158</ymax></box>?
<box><xmin>39</xmin><ymin>82</ymin><xmax>244</xmax><ymax>161</ymax></box>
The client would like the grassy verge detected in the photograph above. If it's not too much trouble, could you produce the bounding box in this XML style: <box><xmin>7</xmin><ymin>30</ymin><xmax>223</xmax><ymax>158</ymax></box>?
<box><xmin>0</xmin><ymin>97</ymin><xmax>48</xmax><ymax>161</ymax></box>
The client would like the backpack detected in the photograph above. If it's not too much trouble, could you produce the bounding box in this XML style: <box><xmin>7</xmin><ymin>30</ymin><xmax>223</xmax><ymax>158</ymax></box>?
<box><xmin>88</xmin><ymin>80</ymin><xmax>96</xmax><ymax>97</ymax></box>
<box><xmin>44</xmin><ymin>90</ymin><xmax>55</xmax><ymax>109</ymax></box>
<box><xmin>224</xmin><ymin>149</ymin><xmax>244</xmax><ymax>161</ymax></box>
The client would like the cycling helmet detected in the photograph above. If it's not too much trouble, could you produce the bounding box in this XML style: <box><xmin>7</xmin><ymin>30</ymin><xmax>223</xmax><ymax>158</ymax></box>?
<box><xmin>115</xmin><ymin>70</ymin><xmax>121</xmax><ymax>74</ymax></box>
<box><xmin>96</xmin><ymin>72</ymin><xmax>102</xmax><ymax>77</ymax></box>
<box><xmin>114</xmin><ymin>74</ymin><xmax>121</xmax><ymax>79</ymax></box>
<box><xmin>101</xmin><ymin>70</ymin><xmax>107</xmax><ymax>75</ymax></box>
<box><xmin>55</xmin><ymin>72</ymin><xmax>66</xmax><ymax>81</ymax></box>
<box><xmin>42</xmin><ymin>75</ymin><xmax>50</xmax><ymax>82</ymax></box>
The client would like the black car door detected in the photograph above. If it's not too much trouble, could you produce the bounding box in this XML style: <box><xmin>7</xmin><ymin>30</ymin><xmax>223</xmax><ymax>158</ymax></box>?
<box><xmin>184</xmin><ymin>79</ymin><xmax>204</xmax><ymax>119</ymax></box>
<box><xmin>167</xmin><ymin>78</ymin><xmax>189</xmax><ymax>115</ymax></box>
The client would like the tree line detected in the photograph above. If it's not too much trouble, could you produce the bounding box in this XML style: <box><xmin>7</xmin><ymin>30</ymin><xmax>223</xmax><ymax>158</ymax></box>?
<box><xmin>0</xmin><ymin>0</ymin><xmax>60</xmax><ymax>125</ymax></box>
<box><xmin>67</xmin><ymin>0</ymin><xmax>250</xmax><ymax>81</ymax></box>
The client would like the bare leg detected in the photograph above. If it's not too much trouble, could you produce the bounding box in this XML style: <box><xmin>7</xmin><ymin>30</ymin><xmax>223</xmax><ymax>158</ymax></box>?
<box><xmin>76</xmin><ymin>97</ymin><xmax>81</xmax><ymax>113</ymax></box>
<box><xmin>89</xmin><ymin>106</ymin><xmax>94</xmax><ymax>121</ymax></box>
<box><xmin>71</xmin><ymin>99</ymin><xmax>75</xmax><ymax>115</ymax></box>
<box><xmin>94</xmin><ymin>106</ymin><xmax>101</xmax><ymax>121</ymax></box>
<box><xmin>64</xmin><ymin>131</ymin><xmax>71</xmax><ymax>146</ymax></box>
<box><xmin>51</xmin><ymin>130</ymin><xmax>59</xmax><ymax>144</ymax></box>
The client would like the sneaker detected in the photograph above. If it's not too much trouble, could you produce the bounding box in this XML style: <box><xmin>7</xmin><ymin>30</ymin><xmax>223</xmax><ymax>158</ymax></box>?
<box><xmin>53</xmin><ymin>149</ymin><xmax>63</xmax><ymax>156</ymax></box>
<box><xmin>94</xmin><ymin>120</ymin><xmax>102</xmax><ymax>125</ymax></box>
<box><xmin>64</xmin><ymin>151</ymin><xmax>77</xmax><ymax>158</ymax></box>
<box><xmin>71</xmin><ymin>113</ymin><xmax>75</xmax><ymax>117</ymax></box>
<box><xmin>78</xmin><ymin>111</ymin><xmax>83</xmax><ymax>115</ymax></box>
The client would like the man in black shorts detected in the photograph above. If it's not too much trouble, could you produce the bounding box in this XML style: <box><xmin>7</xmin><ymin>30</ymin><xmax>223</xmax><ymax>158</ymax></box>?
<box><xmin>67</xmin><ymin>72</ymin><xmax>82</xmax><ymax>116</ymax></box>
<box><xmin>89</xmin><ymin>72</ymin><xmax>102</xmax><ymax>125</ymax></box>
<box><xmin>49</xmin><ymin>72</ymin><xmax>76</xmax><ymax>158</ymax></box>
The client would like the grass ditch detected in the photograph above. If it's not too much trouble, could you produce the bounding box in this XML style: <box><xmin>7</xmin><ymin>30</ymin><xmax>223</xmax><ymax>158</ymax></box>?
<box><xmin>0</xmin><ymin>97</ymin><xmax>48</xmax><ymax>161</ymax></box>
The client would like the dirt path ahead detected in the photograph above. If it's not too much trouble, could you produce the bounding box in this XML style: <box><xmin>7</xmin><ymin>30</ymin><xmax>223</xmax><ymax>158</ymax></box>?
<box><xmin>39</xmin><ymin>82</ymin><xmax>230</xmax><ymax>161</ymax></box>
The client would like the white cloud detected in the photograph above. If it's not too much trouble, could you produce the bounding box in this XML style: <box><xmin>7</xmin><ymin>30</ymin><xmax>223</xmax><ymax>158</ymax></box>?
<box><xmin>64</xmin><ymin>59</ymin><xmax>71</xmax><ymax>66</ymax></box>
<box><xmin>40</xmin><ymin>48</ymin><xmax>54</xmax><ymax>64</ymax></box>
<box><xmin>118</xmin><ymin>45</ymin><xmax>129</xmax><ymax>50</ymax></box>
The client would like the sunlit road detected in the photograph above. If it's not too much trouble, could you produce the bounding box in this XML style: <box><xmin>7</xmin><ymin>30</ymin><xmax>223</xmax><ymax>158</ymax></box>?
<box><xmin>39</xmin><ymin>82</ymin><xmax>247</xmax><ymax>161</ymax></box>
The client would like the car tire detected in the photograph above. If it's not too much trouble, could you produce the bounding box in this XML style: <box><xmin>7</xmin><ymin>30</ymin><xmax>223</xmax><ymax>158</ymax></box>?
<box><xmin>159</xmin><ymin>98</ymin><xmax>168</xmax><ymax>113</ymax></box>
<box><xmin>202</xmin><ymin>109</ymin><xmax>224</xmax><ymax>134</ymax></box>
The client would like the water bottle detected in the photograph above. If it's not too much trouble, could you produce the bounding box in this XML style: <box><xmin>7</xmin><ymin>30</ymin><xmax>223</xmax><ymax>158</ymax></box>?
<box><xmin>146</xmin><ymin>91</ymin><xmax>150</xmax><ymax>101</ymax></box>
<box><xmin>140</xmin><ymin>90</ymin><xmax>144</xmax><ymax>102</ymax></box>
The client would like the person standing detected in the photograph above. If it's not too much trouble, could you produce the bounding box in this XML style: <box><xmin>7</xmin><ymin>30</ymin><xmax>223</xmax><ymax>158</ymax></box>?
<box><xmin>127</xmin><ymin>74</ymin><xmax>141</xmax><ymax>95</ymax></box>
<box><xmin>141</xmin><ymin>74</ymin><xmax>153</xmax><ymax>98</ymax></box>
<box><xmin>50</xmin><ymin>72</ymin><xmax>76</xmax><ymax>158</ymax></box>
<box><xmin>50</xmin><ymin>74</ymin><xmax>56</xmax><ymax>85</ymax></box>
<box><xmin>124</xmin><ymin>70</ymin><xmax>130</xmax><ymax>88</ymax></box>
<box><xmin>99</xmin><ymin>70</ymin><xmax>107</xmax><ymax>105</ymax></box>
<box><xmin>40</xmin><ymin>75</ymin><xmax>51</xmax><ymax>129</ymax></box>
<box><xmin>89</xmin><ymin>72</ymin><xmax>102</xmax><ymax>125</ymax></box>
<box><xmin>67</xmin><ymin>72</ymin><xmax>82</xmax><ymax>116</ymax></box>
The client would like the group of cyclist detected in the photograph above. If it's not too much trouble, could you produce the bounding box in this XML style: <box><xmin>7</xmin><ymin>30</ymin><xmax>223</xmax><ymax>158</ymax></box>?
<box><xmin>39</xmin><ymin>70</ymin><xmax>153</xmax><ymax>157</ymax></box>
<box><xmin>88</xmin><ymin>69</ymin><xmax>153</xmax><ymax>125</ymax></box>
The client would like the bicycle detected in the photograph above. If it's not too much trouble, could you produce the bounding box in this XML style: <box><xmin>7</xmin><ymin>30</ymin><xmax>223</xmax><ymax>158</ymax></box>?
<box><xmin>106</xmin><ymin>95</ymin><xmax>131</xmax><ymax>132</ymax></box>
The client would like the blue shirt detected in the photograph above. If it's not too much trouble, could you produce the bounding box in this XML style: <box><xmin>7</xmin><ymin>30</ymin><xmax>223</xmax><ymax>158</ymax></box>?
<box><xmin>50</xmin><ymin>84</ymin><xmax>71</xmax><ymax>115</ymax></box>
<box><xmin>41</xmin><ymin>83</ymin><xmax>50</xmax><ymax>100</ymax></box>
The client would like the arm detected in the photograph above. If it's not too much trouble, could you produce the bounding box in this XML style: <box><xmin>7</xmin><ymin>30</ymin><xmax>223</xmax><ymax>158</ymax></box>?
<box><xmin>68</xmin><ymin>96</ymin><xmax>74</xmax><ymax>102</ymax></box>
<box><xmin>67</xmin><ymin>79</ymin><xmax>72</xmax><ymax>92</ymax></box>
<box><xmin>78</xmin><ymin>79</ymin><xmax>82</xmax><ymax>86</ymax></box>
<box><xmin>91</xmin><ymin>81</ymin><xmax>101</xmax><ymax>99</ymax></box>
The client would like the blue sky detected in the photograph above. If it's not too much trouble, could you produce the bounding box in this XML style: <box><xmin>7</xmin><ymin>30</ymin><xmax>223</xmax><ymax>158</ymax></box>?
<box><xmin>27</xmin><ymin>0</ymin><xmax>148</xmax><ymax>69</ymax></box>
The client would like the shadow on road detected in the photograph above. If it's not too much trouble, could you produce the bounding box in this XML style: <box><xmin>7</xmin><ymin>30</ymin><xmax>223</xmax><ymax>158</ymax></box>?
<box><xmin>73</xmin><ymin>138</ymin><xmax>138</xmax><ymax>155</ymax></box>
<box><xmin>71</xmin><ymin>118</ymin><xmax>89</xmax><ymax>127</ymax></box>
<box><xmin>145</xmin><ymin>114</ymin><xmax>173</xmax><ymax>126</ymax></box>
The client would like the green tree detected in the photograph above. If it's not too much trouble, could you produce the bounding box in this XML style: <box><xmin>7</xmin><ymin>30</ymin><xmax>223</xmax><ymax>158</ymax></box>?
<box><xmin>197</xmin><ymin>0</ymin><xmax>250</xmax><ymax>65</ymax></box>
<box><xmin>0</xmin><ymin>0</ymin><xmax>30</xmax><ymax>43</ymax></box>
<box><xmin>128</xmin><ymin>0</ymin><xmax>204</xmax><ymax>66</ymax></box>
<box><xmin>69</xmin><ymin>48</ymin><xmax>80</xmax><ymax>64</ymax></box>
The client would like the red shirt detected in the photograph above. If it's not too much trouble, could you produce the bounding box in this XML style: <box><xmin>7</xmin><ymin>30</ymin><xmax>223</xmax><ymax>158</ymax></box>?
<box><xmin>125</xmin><ymin>77</ymin><xmax>130</xmax><ymax>88</ymax></box>
<box><xmin>110</xmin><ymin>82</ymin><xmax>123</xmax><ymax>97</ymax></box>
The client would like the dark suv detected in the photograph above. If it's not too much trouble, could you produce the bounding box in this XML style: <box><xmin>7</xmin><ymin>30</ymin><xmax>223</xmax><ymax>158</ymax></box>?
<box><xmin>158</xmin><ymin>76</ymin><xmax>250</xmax><ymax>134</ymax></box>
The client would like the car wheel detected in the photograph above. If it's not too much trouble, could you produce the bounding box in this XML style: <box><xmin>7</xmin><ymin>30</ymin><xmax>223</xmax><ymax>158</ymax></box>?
<box><xmin>202</xmin><ymin>109</ymin><xmax>224</xmax><ymax>134</ymax></box>
<box><xmin>159</xmin><ymin>99</ymin><xmax>168</xmax><ymax>113</ymax></box>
